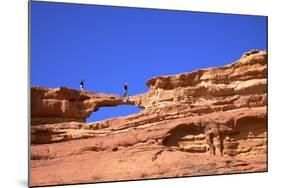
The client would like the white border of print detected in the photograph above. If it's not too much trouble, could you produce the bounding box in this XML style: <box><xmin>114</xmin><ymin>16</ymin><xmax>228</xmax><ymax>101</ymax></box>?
<box><xmin>0</xmin><ymin>0</ymin><xmax>280</xmax><ymax>188</ymax></box>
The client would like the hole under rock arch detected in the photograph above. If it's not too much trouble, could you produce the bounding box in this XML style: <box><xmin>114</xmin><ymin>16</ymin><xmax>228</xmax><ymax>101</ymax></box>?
<box><xmin>86</xmin><ymin>105</ymin><xmax>143</xmax><ymax>122</ymax></box>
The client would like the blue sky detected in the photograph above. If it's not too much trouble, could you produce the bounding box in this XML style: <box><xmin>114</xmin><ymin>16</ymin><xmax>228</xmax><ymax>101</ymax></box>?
<box><xmin>30</xmin><ymin>1</ymin><xmax>267</xmax><ymax>122</ymax></box>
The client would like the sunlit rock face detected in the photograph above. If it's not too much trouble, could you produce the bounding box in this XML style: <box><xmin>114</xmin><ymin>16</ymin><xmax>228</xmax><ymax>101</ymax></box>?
<box><xmin>30</xmin><ymin>49</ymin><xmax>267</xmax><ymax>187</ymax></box>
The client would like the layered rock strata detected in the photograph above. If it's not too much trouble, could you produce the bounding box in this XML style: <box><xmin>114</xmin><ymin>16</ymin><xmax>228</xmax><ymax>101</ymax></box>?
<box><xmin>30</xmin><ymin>49</ymin><xmax>267</xmax><ymax>186</ymax></box>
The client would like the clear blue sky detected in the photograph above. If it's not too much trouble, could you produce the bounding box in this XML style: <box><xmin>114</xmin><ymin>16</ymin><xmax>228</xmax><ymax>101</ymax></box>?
<box><xmin>30</xmin><ymin>1</ymin><xmax>267</xmax><ymax>122</ymax></box>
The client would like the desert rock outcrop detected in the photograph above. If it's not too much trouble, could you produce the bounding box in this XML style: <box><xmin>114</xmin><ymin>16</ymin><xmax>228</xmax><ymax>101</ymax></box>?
<box><xmin>30</xmin><ymin>49</ymin><xmax>267</xmax><ymax>186</ymax></box>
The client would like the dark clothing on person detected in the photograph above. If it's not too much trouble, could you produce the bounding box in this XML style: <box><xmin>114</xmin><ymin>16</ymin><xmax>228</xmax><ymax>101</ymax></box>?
<box><xmin>123</xmin><ymin>84</ymin><xmax>128</xmax><ymax>97</ymax></box>
<box><xmin>80</xmin><ymin>81</ymin><xmax>84</xmax><ymax>90</ymax></box>
<box><xmin>123</xmin><ymin>90</ymin><xmax>128</xmax><ymax>97</ymax></box>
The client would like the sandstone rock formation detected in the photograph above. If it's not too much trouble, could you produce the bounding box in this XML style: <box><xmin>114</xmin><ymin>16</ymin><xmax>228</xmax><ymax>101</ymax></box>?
<box><xmin>30</xmin><ymin>49</ymin><xmax>267</xmax><ymax>187</ymax></box>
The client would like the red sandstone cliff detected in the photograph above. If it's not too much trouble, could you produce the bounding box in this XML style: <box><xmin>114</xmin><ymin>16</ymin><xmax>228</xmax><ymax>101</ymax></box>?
<box><xmin>30</xmin><ymin>49</ymin><xmax>267</xmax><ymax>186</ymax></box>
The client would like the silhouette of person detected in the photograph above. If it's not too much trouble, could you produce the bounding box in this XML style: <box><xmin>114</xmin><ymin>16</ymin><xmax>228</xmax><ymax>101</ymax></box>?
<box><xmin>123</xmin><ymin>83</ymin><xmax>128</xmax><ymax>97</ymax></box>
<box><xmin>80</xmin><ymin>80</ymin><xmax>84</xmax><ymax>91</ymax></box>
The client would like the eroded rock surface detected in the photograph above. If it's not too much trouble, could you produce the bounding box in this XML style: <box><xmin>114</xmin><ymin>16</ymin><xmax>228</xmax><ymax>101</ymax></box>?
<box><xmin>30</xmin><ymin>49</ymin><xmax>267</xmax><ymax>186</ymax></box>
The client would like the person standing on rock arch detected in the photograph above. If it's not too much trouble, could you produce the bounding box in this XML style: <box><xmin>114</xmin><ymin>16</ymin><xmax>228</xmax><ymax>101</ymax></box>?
<box><xmin>80</xmin><ymin>79</ymin><xmax>84</xmax><ymax>91</ymax></box>
<box><xmin>123</xmin><ymin>83</ymin><xmax>128</xmax><ymax>97</ymax></box>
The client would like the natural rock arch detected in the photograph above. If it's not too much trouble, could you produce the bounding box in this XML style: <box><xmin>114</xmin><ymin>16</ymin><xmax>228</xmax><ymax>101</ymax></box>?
<box><xmin>31</xmin><ymin>87</ymin><xmax>143</xmax><ymax>125</ymax></box>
